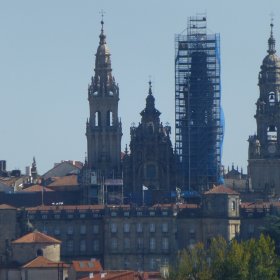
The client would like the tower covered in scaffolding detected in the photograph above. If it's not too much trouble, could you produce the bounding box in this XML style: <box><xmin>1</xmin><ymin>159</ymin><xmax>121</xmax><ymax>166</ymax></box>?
<box><xmin>175</xmin><ymin>15</ymin><xmax>224</xmax><ymax>191</ymax></box>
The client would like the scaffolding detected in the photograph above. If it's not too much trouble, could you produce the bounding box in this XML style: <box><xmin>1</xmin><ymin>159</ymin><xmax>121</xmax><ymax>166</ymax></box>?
<box><xmin>175</xmin><ymin>15</ymin><xmax>224</xmax><ymax>191</ymax></box>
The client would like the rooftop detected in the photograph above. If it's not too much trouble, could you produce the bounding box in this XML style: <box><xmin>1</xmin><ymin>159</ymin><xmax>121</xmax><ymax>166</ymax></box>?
<box><xmin>72</xmin><ymin>259</ymin><xmax>103</xmax><ymax>272</ymax></box>
<box><xmin>12</xmin><ymin>231</ymin><xmax>61</xmax><ymax>244</ymax></box>
<box><xmin>204</xmin><ymin>185</ymin><xmax>239</xmax><ymax>195</ymax></box>
<box><xmin>22</xmin><ymin>256</ymin><xmax>68</xmax><ymax>268</ymax></box>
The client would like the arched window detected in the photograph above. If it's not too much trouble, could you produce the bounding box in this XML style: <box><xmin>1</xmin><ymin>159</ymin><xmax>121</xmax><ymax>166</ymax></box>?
<box><xmin>106</xmin><ymin>111</ymin><xmax>113</xmax><ymax>126</ymax></box>
<box><xmin>267</xmin><ymin>125</ymin><xmax>277</xmax><ymax>141</ymax></box>
<box><xmin>94</xmin><ymin>111</ymin><xmax>101</xmax><ymax>127</ymax></box>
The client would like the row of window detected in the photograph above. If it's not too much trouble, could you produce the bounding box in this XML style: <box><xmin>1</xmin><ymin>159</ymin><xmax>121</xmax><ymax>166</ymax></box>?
<box><xmin>111</xmin><ymin>222</ymin><xmax>169</xmax><ymax>233</ymax></box>
<box><xmin>39</xmin><ymin>224</ymin><xmax>100</xmax><ymax>235</ymax></box>
<box><xmin>66</xmin><ymin>239</ymin><xmax>100</xmax><ymax>253</ymax></box>
<box><xmin>110</xmin><ymin>237</ymin><xmax>169</xmax><ymax>251</ymax></box>
<box><xmin>29</xmin><ymin>212</ymin><xmax>101</xmax><ymax>220</ymax></box>
<box><xmin>111</xmin><ymin>210</ymin><xmax>170</xmax><ymax>217</ymax></box>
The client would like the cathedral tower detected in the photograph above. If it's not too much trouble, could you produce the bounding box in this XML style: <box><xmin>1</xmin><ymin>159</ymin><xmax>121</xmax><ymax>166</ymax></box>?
<box><xmin>248</xmin><ymin>23</ymin><xmax>280</xmax><ymax>195</ymax></box>
<box><xmin>123</xmin><ymin>82</ymin><xmax>180</xmax><ymax>203</ymax></box>
<box><xmin>86</xmin><ymin>20</ymin><xmax>122</xmax><ymax>178</ymax></box>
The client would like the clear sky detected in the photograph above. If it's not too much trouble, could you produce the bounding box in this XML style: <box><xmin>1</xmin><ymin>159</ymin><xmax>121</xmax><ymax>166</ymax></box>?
<box><xmin>0</xmin><ymin>0</ymin><xmax>279</xmax><ymax>174</ymax></box>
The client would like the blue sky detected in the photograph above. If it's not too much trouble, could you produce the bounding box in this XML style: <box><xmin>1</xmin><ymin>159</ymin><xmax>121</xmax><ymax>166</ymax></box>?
<box><xmin>0</xmin><ymin>0</ymin><xmax>279</xmax><ymax>174</ymax></box>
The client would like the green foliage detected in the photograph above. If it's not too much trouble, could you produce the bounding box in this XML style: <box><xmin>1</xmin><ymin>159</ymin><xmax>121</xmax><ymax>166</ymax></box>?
<box><xmin>168</xmin><ymin>234</ymin><xmax>279</xmax><ymax>280</ymax></box>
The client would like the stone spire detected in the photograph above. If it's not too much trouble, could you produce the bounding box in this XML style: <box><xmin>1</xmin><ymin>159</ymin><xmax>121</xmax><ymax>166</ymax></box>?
<box><xmin>268</xmin><ymin>22</ymin><xmax>276</xmax><ymax>55</ymax></box>
<box><xmin>88</xmin><ymin>19</ymin><xmax>118</xmax><ymax>97</ymax></box>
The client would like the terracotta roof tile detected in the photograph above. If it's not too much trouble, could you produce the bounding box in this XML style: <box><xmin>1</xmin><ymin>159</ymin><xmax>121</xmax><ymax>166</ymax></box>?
<box><xmin>72</xmin><ymin>259</ymin><xmax>103</xmax><ymax>272</ymax></box>
<box><xmin>21</xmin><ymin>185</ymin><xmax>54</xmax><ymax>192</ymax></box>
<box><xmin>204</xmin><ymin>185</ymin><xmax>239</xmax><ymax>195</ymax></box>
<box><xmin>0</xmin><ymin>204</ymin><xmax>17</xmax><ymax>210</ymax></box>
<box><xmin>12</xmin><ymin>231</ymin><xmax>61</xmax><ymax>244</ymax></box>
<box><xmin>79</xmin><ymin>271</ymin><xmax>136</xmax><ymax>280</ymax></box>
<box><xmin>22</xmin><ymin>256</ymin><xmax>68</xmax><ymax>268</ymax></box>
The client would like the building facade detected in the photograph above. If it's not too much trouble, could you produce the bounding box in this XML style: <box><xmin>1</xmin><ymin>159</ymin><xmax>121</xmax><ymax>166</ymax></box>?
<box><xmin>86</xmin><ymin>20</ymin><xmax>122</xmax><ymax>179</ymax></box>
<box><xmin>123</xmin><ymin>82</ymin><xmax>180</xmax><ymax>203</ymax></box>
<box><xmin>0</xmin><ymin>186</ymin><xmax>241</xmax><ymax>272</ymax></box>
<box><xmin>248</xmin><ymin>23</ymin><xmax>280</xmax><ymax>195</ymax></box>
<box><xmin>175</xmin><ymin>15</ymin><xmax>224</xmax><ymax>191</ymax></box>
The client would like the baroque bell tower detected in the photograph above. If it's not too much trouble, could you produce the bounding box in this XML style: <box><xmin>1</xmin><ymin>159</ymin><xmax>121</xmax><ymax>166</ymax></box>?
<box><xmin>248</xmin><ymin>23</ymin><xmax>280</xmax><ymax>195</ymax></box>
<box><xmin>86</xmin><ymin>19</ymin><xmax>122</xmax><ymax>178</ymax></box>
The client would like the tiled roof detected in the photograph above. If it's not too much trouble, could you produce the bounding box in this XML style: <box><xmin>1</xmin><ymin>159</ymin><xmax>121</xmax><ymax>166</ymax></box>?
<box><xmin>0</xmin><ymin>203</ymin><xmax>16</xmax><ymax>210</ymax></box>
<box><xmin>72</xmin><ymin>259</ymin><xmax>102</xmax><ymax>272</ymax></box>
<box><xmin>204</xmin><ymin>185</ymin><xmax>239</xmax><ymax>195</ymax></box>
<box><xmin>79</xmin><ymin>271</ymin><xmax>136</xmax><ymax>280</ymax></box>
<box><xmin>22</xmin><ymin>256</ymin><xmax>68</xmax><ymax>268</ymax></box>
<box><xmin>12</xmin><ymin>231</ymin><xmax>61</xmax><ymax>244</ymax></box>
<box><xmin>48</xmin><ymin>175</ymin><xmax>78</xmax><ymax>187</ymax></box>
<box><xmin>26</xmin><ymin>204</ymin><xmax>105</xmax><ymax>212</ymax></box>
<box><xmin>21</xmin><ymin>185</ymin><xmax>54</xmax><ymax>192</ymax></box>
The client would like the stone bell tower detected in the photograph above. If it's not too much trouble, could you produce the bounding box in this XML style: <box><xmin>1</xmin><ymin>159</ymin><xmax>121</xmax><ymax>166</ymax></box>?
<box><xmin>86</xmin><ymin>19</ymin><xmax>122</xmax><ymax>179</ymax></box>
<box><xmin>248</xmin><ymin>23</ymin><xmax>280</xmax><ymax>195</ymax></box>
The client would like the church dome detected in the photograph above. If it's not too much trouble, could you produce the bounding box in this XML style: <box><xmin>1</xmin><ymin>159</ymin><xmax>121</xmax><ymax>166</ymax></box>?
<box><xmin>262</xmin><ymin>23</ymin><xmax>280</xmax><ymax>69</ymax></box>
<box><xmin>96</xmin><ymin>20</ymin><xmax>110</xmax><ymax>56</ymax></box>
<box><xmin>262</xmin><ymin>53</ymin><xmax>280</xmax><ymax>68</ymax></box>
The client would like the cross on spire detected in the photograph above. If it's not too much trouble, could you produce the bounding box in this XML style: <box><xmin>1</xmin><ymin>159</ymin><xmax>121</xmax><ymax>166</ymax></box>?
<box><xmin>100</xmin><ymin>10</ymin><xmax>105</xmax><ymax>32</ymax></box>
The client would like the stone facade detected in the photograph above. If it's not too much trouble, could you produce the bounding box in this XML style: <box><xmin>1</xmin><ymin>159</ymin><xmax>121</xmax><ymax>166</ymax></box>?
<box><xmin>0</xmin><ymin>205</ymin><xmax>18</xmax><ymax>264</ymax></box>
<box><xmin>248</xmin><ymin>23</ymin><xmax>280</xmax><ymax>195</ymax></box>
<box><xmin>123</xmin><ymin>82</ymin><xmax>181</xmax><ymax>200</ymax></box>
<box><xmin>0</xmin><ymin>186</ymin><xmax>241</xmax><ymax>271</ymax></box>
<box><xmin>85</xmin><ymin>20</ymin><xmax>122</xmax><ymax>178</ymax></box>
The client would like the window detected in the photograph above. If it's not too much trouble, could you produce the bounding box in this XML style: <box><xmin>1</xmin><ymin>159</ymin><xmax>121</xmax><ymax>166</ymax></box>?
<box><xmin>124</xmin><ymin>258</ymin><xmax>130</xmax><ymax>269</ymax></box>
<box><xmin>93</xmin><ymin>224</ymin><xmax>99</xmax><ymax>234</ymax></box>
<box><xmin>162</xmin><ymin>223</ymin><xmax>168</xmax><ymax>233</ymax></box>
<box><xmin>80</xmin><ymin>213</ymin><xmax>86</xmax><ymax>219</ymax></box>
<box><xmin>123</xmin><ymin>223</ymin><xmax>130</xmax><ymax>233</ymax></box>
<box><xmin>248</xmin><ymin>224</ymin><xmax>255</xmax><ymax>234</ymax></box>
<box><xmin>67</xmin><ymin>240</ymin><xmax>73</xmax><ymax>252</ymax></box>
<box><xmin>54</xmin><ymin>214</ymin><xmax>60</xmax><ymax>219</ymax></box>
<box><xmin>137</xmin><ymin>238</ymin><xmax>144</xmax><ymax>250</ymax></box>
<box><xmin>162</xmin><ymin>238</ymin><xmax>169</xmax><ymax>250</ymax></box>
<box><xmin>267</xmin><ymin>125</ymin><xmax>277</xmax><ymax>141</ymax></box>
<box><xmin>36</xmin><ymin>249</ymin><xmax>43</xmax><ymax>256</ymax></box>
<box><xmin>67</xmin><ymin>226</ymin><xmax>74</xmax><ymax>235</ymax></box>
<box><xmin>124</xmin><ymin>238</ymin><xmax>130</xmax><ymax>250</ymax></box>
<box><xmin>124</xmin><ymin>211</ymin><xmax>130</xmax><ymax>217</ymax></box>
<box><xmin>149</xmin><ymin>223</ymin><xmax>156</xmax><ymax>233</ymax></box>
<box><xmin>93</xmin><ymin>240</ymin><xmax>100</xmax><ymax>252</ymax></box>
<box><xmin>107</xmin><ymin>111</ymin><xmax>113</xmax><ymax>126</ymax></box>
<box><xmin>111</xmin><ymin>238</ymin><xmax>118</xmax><ymax>250</ymax></box>
<box><xmin>111</xmin><ymin>212</ymin><xmax>117</xmax><ymax>217</ymax></box>
<box><xmin>111</xmin><ymin>223</ymin><xmax>117</xmax><ymax>233</ymax></box>
<box><xmin>80</xmin><ymin>240</ymin><xmax>86</xmax><ymax>252</ymax></box>
<box><xmin>67</xmin><ymin>213</ymin><xmax>73</xmax><ymax>219</ymax></box>
<box><xmin>54</xmin><ymin>227</ymin><xmax>60</xmax><ymax>235</ymax></box>
<box><xmin>42</xmin><ymin>214</ymin><xmax>48</xmax><ymax>219</ymax></box>
<box><xmin>150</xmin><ymin>258</ymin><xmax>156</xmax><ymax>270</ymax></box>
<box><xmin>136</xmin><ymin>223</ymin><xmax>143</xmax><ymax>233</ymax></box>
<box><xmin>150</xmin><ymin>238</ymin><xmax>156</xmax><ymax>250</ymax></box>
<box><xmin>231</xmin><ymin>201</ymin><xmax>236</xmax><ymax>211</ymax></box>
<box><xmin>269</xmin><ymin>92</ymin><xmax>276</xmax><ymax>105</ymax></box>
<box><xmin>80</xmin><ymin>225</ymin><xmax>86</xmax><ymax>235</ymax></box>
<box><xmin>95</xmin><ymin>111</ymin><xmax>101</xmax><ymax>126</ymax></box>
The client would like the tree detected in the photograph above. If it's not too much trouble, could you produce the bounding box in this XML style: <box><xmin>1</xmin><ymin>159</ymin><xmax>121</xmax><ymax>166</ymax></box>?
<box><xmin>168</xmin><ymin>235</ymin><xmax>279</xmax><ymax>280</ymax></box>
